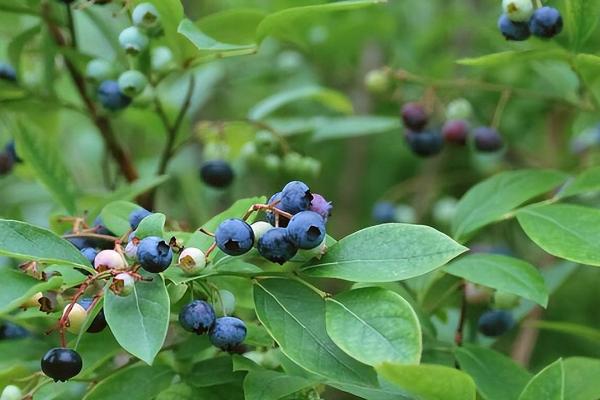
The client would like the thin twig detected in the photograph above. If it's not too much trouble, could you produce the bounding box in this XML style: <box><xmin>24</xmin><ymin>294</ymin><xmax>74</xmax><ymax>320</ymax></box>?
<box><xmin>454</xmin><ymin>282</ymin><xmax>467</xmax><ymax>347</ymax></box>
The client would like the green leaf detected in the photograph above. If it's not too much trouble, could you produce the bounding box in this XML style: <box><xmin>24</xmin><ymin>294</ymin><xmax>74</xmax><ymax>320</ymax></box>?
<box><xmin>177</xmin><ymin>19</ymin><xmax>257</xmax><ymax>55</ymax></box>
<box><xmin>301</xmin><ymin>224</ymin><xmax>467</xmax><ymax>282</ymax></box>
<box><xmin>564</xmin><ymin>0</ymin><xmax>600</xmax><ymax>50</ymax></box>
<box><xmin>325</xmin><ymin>287</ymin><xmax>421</xmax><ymax>366</ymax></box>
<box><xmin>558</xmin><ymin>166</ymin><xmax>600</xmax><ymax>198</ymax></box>
<box><xmin>100</xmin><ymin>201</ymin><xmax>140</xmax><ymax>237</ymax></box>
<box><xmin>15</xmin><ymin>122</ymin><xmax>78</xmax><ymax>214</ymax></box>
<box><xmin>444</xmin><ymin>254</ymin><xmax>548</xmax><ymax>307</ymax></box>
<box><xmin>0</xmin><ymin>219</ymin><xmax>90</xmax><ymax>268</ymax></box>
<box><xmin>156</xmin><ymin>383</ymin><xmax>194</xmax><ymax>400</ymax></box>
<box><xmin>196</xmin><ymin>9</ymin><xmax>267</xmax><ymax>45</ymax></box>
<box><xmin>256</xmin><ymin>0</ymin><xmax>386</xmax><ymax>45</ymax></box>
<box><xmin>0</xmin><ymin>265</ymin><xmax>63</xmax><ymax>314</ymax></box>
<box><xmin>243</xmin><ymin>370</ymin><xmax>317</xmax><ymax>400</ymax></box>
<box><xmin>44</xmin><ymin>264</ymin><xmax>87</xmax><ymax>287</ymax></box>
<box><xmin>253</xmin><ymin>278</ymin><xmax>377</xmax><ymax>387</ymax></box>
<box><xmin>248</xmin><ymin>86</ymin><xmax>353</xmax><ymax>120</ymax></box>
<box><xmin>187</xmin><ymin>356</ymin><xmax>244</xmax><ymax>387</ymax></box>
<box><xmin>452</xmin><ymin>170</ymin><xmax>568</xmax><ymax>241</ymax></box>
<box><xmin>519</xmin><ymin>359</ymin><xmax>564</xmax><ymax>400</ymax></box>
<box><xmin>134</xmin><ymin>213</ymin><xmax>166</xmax><ymax>239</ymax></box>
<box><xmin>311</xmin><ymin>116</ymin><xmax>401</xmax><ymax>141</ymax></box>
<box><xmin>563</xmin><ymin>357</ymin><xmax>600</xmax><ymax>400</ymax></box>
<box><xmin>104</xmin><ymin>275</ymin><xmax>170</xmax><ymax>365</ymax></box>
<box><xmin>517</xmin><ymin>204</ymin><xmax>600</xmax><ymax>266</ymax></box>
<box><xmin>533</xmin><ymin>321</ymin><xmax>600</xmax><ymax>343</ymax></box>
<box><xmin>83</xmin><ymin>365</ymin><xmax>175</xmax><ymax>400</ymax></box>
<box><xmin>377</xmin><ymin>363</ymin><xmax>476</xmax><ymax>400</ymax></box>
<box><xmin>457</xmin><ymin>49</ymin><xmax>571</xmax><ymax>68</ymax></box>
<box><xmin>573</xmin><ymin>54</ymin><xmax>600</xmax><ymax>105</ymax></box>
<box><xmin>8</xmin><ymin>24</ymin><xmax>40</xmax><ymax>75</ymax></box>
<box><xmin>455</xmin><ymin>344</ymin><xmax>532</xmax><ymax>400</ymax></box>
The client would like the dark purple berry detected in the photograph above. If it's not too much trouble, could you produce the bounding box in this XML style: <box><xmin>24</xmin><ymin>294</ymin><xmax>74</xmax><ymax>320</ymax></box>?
<box><xmin>200</xmin><ymin>160</ymin><xmax>234</xmax><ymax>189</ymax></box>
<box><xmin>41</xmin><ymin>347</ymin><xmax>82</xmax><ymax>382</ymax></box>
<box><xmin>401</xmin><ymin>103</ymin><xmax>428</xmax><ymax>131</ymax></box>
<box><xmin>473</xmin><ymin>127</ymin><xmax>504</xmax><ymax>152</ymax></box>
<box><xmin>0</xmin><ymin>63</ymin><xmax>17</xmax><ymax>82</ymax></box>
<box><xmin>78</xmin><ymin>298</ymin><xmax>107</xmax><ymax>333</ymax></box>
<box><xmin>98</xmin><ymin>80</ymin><xmax>131</xmax><ymax>111</ymax></box>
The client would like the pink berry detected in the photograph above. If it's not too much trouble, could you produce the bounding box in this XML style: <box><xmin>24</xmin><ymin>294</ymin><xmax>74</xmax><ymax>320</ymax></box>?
<box><xmin>442</xmin><ymin>120</ymin><xmax>469</xmax><ymax>145</ymax></box>
<box><xmin>94</xmin><ymin>250</ymin><xmax>126</xmax><ymax>270</ymax></box>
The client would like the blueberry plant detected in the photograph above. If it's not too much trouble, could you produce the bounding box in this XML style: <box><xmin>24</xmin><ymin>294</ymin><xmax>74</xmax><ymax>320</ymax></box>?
<box><xmin>2</xmin><ymin>0</ymin><xmax>600</xmax><ymax>399</ymax></box>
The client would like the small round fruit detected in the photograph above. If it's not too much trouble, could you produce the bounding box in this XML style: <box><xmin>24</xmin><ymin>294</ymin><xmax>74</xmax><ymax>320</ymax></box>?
<box><xmin>94</xmin><ymin>250</ymin><xmax>126</xmax><ymax>270</ymax></box>
<box><xmin>0</xmin><ymin>63</ymin><xmax>16</xmax><ymax>82</ymax></box>
<box><xmin>250</xmin><ymin>221</ymin><xmax>274</xmax><ymax>245</ymax></box>
<box><xmin>529</xmin><ymin>6</ymin><xmax>563</xmax><ymax>38</ymax></box>
<box><xmin>118</xmin><ymin>70</ymin><xmax>148</xmax><ymax>97</ymax></box>
<box><xmin>287</xmin><ymin>211</ymin><xmax>326</xmax><ymax>250</ymax></box>
<box><xmin>473</xmin><ymin>127</ymin><xmax>504</xmax><ymax>152</ymax></box>
<box><xmin>132</xmin><ymin>3</ymin><xmax>160</xmax><ymax>29</ymax></box>
<box><xmin>41</xmin><ymin>347</ymin><xmax>82</xmax><ymax>382</ymax></box>
<box><xmin>62</xmin><ymin>303</ymin><xmax>87</xmax><ymax>334</ymax></box>
<box><xmin>432</xmin><ymin>197</ymin><xmax>458</xmax><ymax>225</ymax></box>
<box><xmin>114</xmin><ymin>273</ymin><xmax>135</xmax><ymax>297</ymax></box>
<box><xmin>465</xmin><ymin>283</ymin><xmax>493</xmax><ymax>305</ymax></box>
<box><xmin>0</xmin><ymin>385</ymin><xmax>22</xmax><ymax>400</ymax></box>
<box><xmin>129</xmin><ymin>208</ymin><xmax>152</xmax><ymax>230</ymax></box>
<box><xmin>209</xmin><ymin>317</ymin><xmax>247</xmax><ymax>351</ymax></box>
<box><xmin>280</xmin><ymin>181</ymin><xmax>313</xmax><ymax>214</ymax></box>
<box><xmin>254</xmin><ymin>130</ymin><xmax>279</xmax><ymax>154</ymax></box>
<box><xmin>178</xmin><ymin>247</ymin><xmax>206</xmax><ymax>275</ymax></box>
<box><xmin>217</xmin><ymin>290</ymin><xmax>236</xmax><ymax>316</ymax></box>
<box><xmin>502</xmin><ymin>0</ymin><xmax>534</xmax><ymax>22</ymax></box>
<box><xmin>118</xmin><ymin>26</ymin><xmax>149</xmax><ymax>55</ymax></box>
<box><xmin>372</xmin><ymin>202</ymin><xmax>397</xmax><ymax>224</ymax></box>
<box><xmin>446</xmin><ymin>98</ymin><xmax>473</xmax><ymax>120</ymax></box>
<box><xmin>405</xmin><ymin>130</ymin><xmax>444</xmax><ymax>157</ymax></box>
<box><xmin>442</xmin><ymin>120</ymin><xmax>469</xmax><ymax>145</ymax></box>
<box><xmin>151</xmin><ymin>46</ymin><xmax>174</xmax><ymax>73</ymax></box>
<box><xmin>0</xmin><ymin>323</ymin><xmax>29</xmax><ymax>339</ymax></box>
<box><xmin>394</xmin><ymin>204</ymin><xmax>417</xmax><ymax>224</ymax></box>
<box><xmin>65</xmin><ymin>234</ymin><xmax>93</xmax><ymax>250</ymax></box>
<box><xmin>478</xmin><ymin>310</ymin><xmax>515</xmax><ymax>337</ymax></box>
<box><xmin>257</xmin><ymin>227</ymin><xmax>298</xmax><ymax>265</ymax></box>
<box><xmin>266</xmin><ymin>192</ymin><xmax>290</xmax><ymax>227</ymax></box>
<box><xmin>282</xmin><ymin>152</ymin><xmax>304</xmax><ymax>176</ymax></box>
<box><xmin>85</xmin><ymin>59</ymin><xmax>114</xmax><ymax>83</ymax></box>
<box><xmin>215</xmin><ymin>219</ymin><xmax>254</xmax><ymax>256</ymax></box>
<box><xmin>98</xmin><ymin>80</ymin><xmax>132</xmax><ymax>111</ymax></box>
<box><xmin>80</xmin><ymin>247</ymin><xmax>98</xmax><ymax>265</ymax></box>
<box><xmin>125</xmin><ymin>234</ymin><xmax>139</xmax><ymax>259</ymax></box>
<box><xmin>310</xmin><ymin>193</ymin><xmax>333</xmax><ymax>221</ymax></box>
<box><xmin>494</xmin><ymin>291</ymin><xmax>520</xmax><ymax>309</ymax></box>
<box><xmin>298</xmin><ymin>237</ymin><xmax>327</xmax><ymax>260</ymax></box>
<box><xmin>179</xmin><ymin>300</ymin><xmax>216</xmax><ymax>334</ymax></box>
<box><xmin>200</xmin><ymin>160</ymin><xmax>234</xmax><ymax>188</ymax></box>
<box><xmin>78</xmin><ymin>298</ymin><xmax>106</xmax><ymax>333</ymax></box>
<box><xmin>365</xmin><ymin>69</ymin><xmax>389</xmax><ymax>93</ymax></box>
<box><xmin>137</xmin><ymin>236</ymin><xmax>173</xmax><ymax>273</ymax></box>
<box><xmin>498</xmin><ymin>14</ymin><xmax>531</xmax><ymax>41</ymax></box>
<box><xmin>401</xmin><ymin>102</ymin><xmax>428</xmax><ymax>131</ymax></box>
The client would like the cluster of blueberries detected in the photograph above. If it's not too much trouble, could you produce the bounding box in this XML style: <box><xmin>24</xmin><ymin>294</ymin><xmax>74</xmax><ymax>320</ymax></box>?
<box><xmin>0</xmin><ymin>141</ymin><xmax>22</xmax><ymax>176</ymax></box>
<box><xmin>498</xmin><ymin>0</ymin><xmax>563</xmax><ymax>41</ymax></box>
<box><xmin>401</xmin><ymin>101</ymin><xmax>504</xmax><ymax>157</ymax></box>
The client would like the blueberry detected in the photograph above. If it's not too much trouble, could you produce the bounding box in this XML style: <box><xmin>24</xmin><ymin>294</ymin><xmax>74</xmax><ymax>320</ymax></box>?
<box><xmin>209</xmin><ymin>317</ymin><xmax>247</xmax><ymax>351</ymax></box>
<box><xmin>41</xmin><ymin>347</ymin><xmax>82</xmax><ymax>382</ymax></box>
<box><xmin>401</xmin><ymin>103</ymin><xmax>428</xmax><ymax>131</ymax></box>
<box><xmin>85</xmin><ymin>59</ymin><xmax>115</xmax><ymax>83</ymax></box>
<box><xmin>0</xmin><ymin>63</ymin><xmax>17</xmax><ymax>82</ymax></box>
<box><xmin>257</xmin><ymin>227</ymin><xmax>298</xmax><ymax>264</ymax></box>
<box><xmin>473</xmin><ymin>127</ymin><xmax>504</xmax><ymax>152</ymax></box>
<box><xmin>80</xmin><ymin>247</ymin><xmax>98</xmax><ymax>265</ymax></box>
<box><xmin>498</xmin><ymin>14</ymin><xmax>531</xmax><ymax>41</ymax></box>
<box><xmin>529</xmin><ymin>7</ymin><xmax>563</xmax><ymax>38</ymax></box>
<box><xmin>287</xmin><ymin>211</ymin><xmax>326</xmax><ymax>250</ymax></box>
<box><xmin>5</xmin><ymin>141</ymin><xmax>21</xmax><ymax>163</ymax></box>
<box><xmin>179</xmin><ymin>300</ymin><xmax>216</xmax><ymax>334</ymax></box>
<box><xmin>478</xmin><ymin>310</ymin><xmax>515</xmax><ymax>337</ymax></box>
<box><xmin>445</xmin><ymin>98</ymin><xmax>473</xmax><ymax>120</ymax></box>
<box><xmin>118</xmin><ymin>26</ymin><xmax>149</xmax><ymax>55</ymax></box>
<box><xmin>98</xmin><ymin>80</ymin><xmax>132</xmax><ymax>111</ymax></box>
<box><xmin>215</xmin><ymin>219</ymin><xmax>254</xmax><ymax>256</ymax></box>
<box><xmin>62</xmin><ymin>303</ymin><xmax>87</xmax><ymax>334</ymax></box>
<box><xmin>118</xmin><ymin>70</ymin><xmax>148</xmax><ymax>97</ymax></box>
<box><xmin>178</xmin><ymin>247</ymin><xmax>206</xmax><ymax>275</ymax></box>
<box><xmin>372</xmin><ymin>202</ymin><xmax>397</xmax><ymax>224</ymax></box>
<box><xmin>137</xmin><ymin>236</ymin><xmax>173</xmax><ymax>273</ymax></box>
<box><xmin>0</xmin><ymin>385</ymin><xmax>22</xmax><ymax>400</ymax></box>
<box><xmin>65</xmin><ymin>235</ymin><xmax>93</xmax><ymax>250</ymax></box>
<box><xmin>442</xmin><ymin>120</ymin><xmax>469</xmax><ymax>145</ymax></box>
<box><xmin>310</xmin><ymin>193</ymin><xmax>333</xmax><ymax>220</ymax></box>
<box><xmin>93</xmin><ymin>216</ymin><xmax>114</xmax><ymax>236</ymax></box>
<box><xmin>78</xmin><ymin>298</ymin><xmax>106</xmax><ymax>333</ymax></box>
<box><xmin>132</xmin><ymin>3</ymin><xmax>160</xmax><ymax>29</ymax></box>
<box><xmin>94</xmin><ymin>249</ymin><xmax>126</xmax><ymax>271</ymax></box>
<box><xmin>0</xmin><ymin>152</ymin><xmax>14</xmax><ymax>175</ymax></box>
<box><xmin>250</xmin><ymin>221</ymin><xmax>274</xmax><ymax>245</ymax></box>
<box><xmin>502</xmin><ymin>0</ymin><xmax>534</xmax><ymax>22</ymax></box>
<box><xmin>151</xmin><ymin>46</ymin><xmax>175</xmax><ymax>73</ymax></box>
<box><xmin>0</xmin><ymin>323</ymin><xmax>29</xmax><ymax>340</ymax></box>
<box><xmin>200</xmin><ymin>160</ymin><xmax>234</xmax><ymax>189</ymax></box>
<box><xmin>114</xmin><ymin>273</ymin><xmax>135</xmax><ymax>297</ymax></box>
<box><xmin>280</xmin><ymin>181</ymin><xmax>313</xmax><ymax>215</ymax></box>
<box><xmin>266</xmin><ymin>192</ymin><xmax>290</xmax><ymax>227</ymax></box>
<box><xmin>128</xmin><ymin>208</ymin><xmax>152</xmax><ymax>230</ymax></box>
<box><xmin>405</xmin><ymin>130</ymin><xmax>444</xmax><ymax>157</ymax></box>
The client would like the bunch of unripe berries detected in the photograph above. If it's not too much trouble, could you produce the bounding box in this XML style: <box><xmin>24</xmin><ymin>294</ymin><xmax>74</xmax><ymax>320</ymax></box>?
<box><xmin>401</xmin><ymin>98</ymin><xmax>504</xmax><ymax>157</ymax></box>
<box><xmin>498</xmin><ymin>0</ymin><xmax>563</xmax><ymax>41</ymax></box>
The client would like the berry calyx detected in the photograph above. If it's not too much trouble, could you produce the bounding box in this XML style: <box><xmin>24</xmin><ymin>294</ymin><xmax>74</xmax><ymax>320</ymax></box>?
<box><xmin>280</xmin><ymin>181</ymin><xmax>313</xmax><ymax>214</ymax></box>
<box><xmin>310</xmin><ymin>193</ymin><xmax>333</xmax><ymax>220</ymax></box>
<box><xmin>40</xmin><ymin>347</ymin><xmax>82</xmax><ymax>382</ymax></box>
<box><xmin>529</xmin><ymin>7</ymin><xmax>563</xmax><ymax>38</ymax></box>
<box><xmin>442</xmin><ymin>120</ymin><xmax>470</xmax><ymax>145</ymax></box>
<box><xmin>215</xmin><ymin>219</ymin><xmax>254</xmax><ymax>256</ymax></box>
<box><xmin>209</xmin><ymin>317</ymin><xmax>247</xmax><ymax>351</ymax></box>
<box><xmin>137</xmin><ymin>236</ymin><xmax>173</xmax><ymax>273</ymax></box>
<box><xmin>200</xmin><ymin>160</ymin><xmax>235</xmax><ymax>189</ymax></box>
<box><xmin>478</xmin><ymin>310</ymin><xmax>515</xmax><ymax>337</ymax></box>
<box><xmin>179</xmin><ymin>300</ymin><xmax>216</xmax><ymax>334</ymax></box>
<box><xmin>257</xmin><ymin>227</ymin><xmax>298</xmax><ymax>265</ymax></box>
<box><xmin>473</xmin><ymin>127</ymin><xmax>504</xmax><ymax>152</ymax></box>
<box><xmin>405</xmin><ymin>130</ymin><xmax>444</xmax><ymax>157</ymax></box>
<box><xmin>129</xmin><ymin>208</ymin><xmax>152</xmax><ymax>230</ymax></box>
<box><xmin>178</xmin><ymin>247</ymin><xmax>206</xmax><ymax>275</ymax></box>
<box><xmin>498</xmin><ymin>14</ymin><xmax>530</xmax><ymax>41</ymax></box>
<box><xmin>98</xmin><ymin>80</ymin><xmax>132</xmax><ymax>111</ymax></box>
<box><xmin>401</xmin><ymin>103</ymin><xmax>428</xmax><ymax>131</ymax></box>
<box><xmin>94</xmin><ymin>250</ymin><xmax>126</xmax><ymax>271</ymax></box>
<box><xmin>287</xmin><ymin>211</ymin><xmax>326</xmax><ymax>250</ymax></box>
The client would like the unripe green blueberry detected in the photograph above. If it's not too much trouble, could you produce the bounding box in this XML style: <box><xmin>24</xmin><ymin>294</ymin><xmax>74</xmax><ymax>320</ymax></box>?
<box><xmin>118</xmin><ymin>70</ymin><xmax>148</xmax><ymax>97</ymax></box>
<box><xmin>298</xmin><ymin>157</ymin><xmax>321</xmax><ymax>178</ymax></box>
<box><xmin>251</xmin><ymin>221</ymin><xmax>274</xmax><ymax>245</ymax></box>
<box><xmin>394</xmin><ymin>204</ymin><xmax>417</xmax><ymax>224</ymax></box>
<box><xmin>114</xmin><ymin>273</ymin><xmax>135</xmax><ymax>297</ymax></box>
<box><xmin>216</xmin><ymin>289</ymin><xmax>236</xmax><ymax>316</ymax></box>
<box><xmin>494</xmin><ymin>291</ymin><xmax>520</xmax><ymax>309</ymax></box>
<box><xmin>445</xmin><ymin>98</ymin><xmax>473</xmax><ymax>120</ymax></box>
<box><xmin>118</xmin><ymin>26</ymin><xmax>149</xmax><ymax>55</ymax></box>
<box><xmin>132</xmin><ymin>3</ymin><xmax>160</xmax><ymax>29</ymax></box>
<box><xmin>282</xmin><ymin>152</ymin><xmax>304</xmax><ymax>175</ymax></box>
<box><xmin>365</xmin><ymin>69</ymin><xmax>389</xmax><ymax>93</ymax></box>
<box><xmin>432</xmin><ymin>197</ymin><xmax>458</xmax><ymax>226</ymax></box>
<box><xmin>298</xmin><ymin>237</ymin><xmax>327</xmax><ymax>260</ymax></box>
<box><xmin>254</xmin><ymin>130</ymin><xmax>279</xmax><ymax>154</ymax></box>
<box><xmin>85</xmin><ymin>59</ymin><xmax>115</xmax><ymax>83</ymax></box>
<box><xmin>178</xmin><ymin>247</ymin><xmax>206</xmax><ymax>275</ymax></box>
<box><xmin>151</xmin><ymin>46</ymin><xmax>175</xmax><ymax>73</ymax></box>
<box><xmin>502</xmin><ymin>0</ymin><xmax>534</xmax><ymax>22</ymax></box>
<box><xmin>62</xmin><ymin>303</ymin><xmax>87</xmax><ymax>334</ymax></box>
<box><xmin>0</xmin><ymin>385</ymin><xmax>22</xmax><ymax>400</ymax></box>
<box><xmin>262</xmin><ymin>154</ymin><xmax>281</xmax><ymax>174</ymax></box>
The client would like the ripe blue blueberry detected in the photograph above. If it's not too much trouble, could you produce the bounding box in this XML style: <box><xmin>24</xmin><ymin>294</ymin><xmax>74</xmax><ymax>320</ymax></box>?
<box><xmin>473</xmin><ymin>127</ymin><xmax>504</xmax><ymax>152</ymax></box>
<box><xmin>200</xmin><ymin>160</ymin><xmax>234</xmax><ymax>188</ymax></box>
<box><xmin>372</xmin><ymin>202</ymin><xmax>397</xmax><ymax>224</ymax></box>
<box><xmin>209</xmin><ymin>317</ymin><xmax>247</xmax><ymax>351</ymax></box>
<box><xmin>401</xmin><ymin>102</ymin><xmax>428</xmax><ymax>131</ymax></box>
<box><xmin>118</xmin><ymin>26</ymin><xmax>149</xmax><ymax>55</ymax></box>
<box><xmin>442</xmin><ymin>120</ymin><xmax>470</xmax><ymax>145</ymax></box>
<box><xmin>5</xmin><ymin>141</ymin><xmax>21</xmax><ymax>163</ymax></box>
<box><xmin>215</xmin><ymin>219</ymin><xmax>254</xmax><ymax>256</ymax></box>
<box><xmin>310</xmin><ymin>193</ymin><xmax>333</xmax><ymax>220</ymax></box>
<box><xmin>266</xmin><ymin>192</ymin><xmax>290</xmax><ymax>227</ymax></box>
<box><xmin>287</xmin><ymin>211</ymin><xmax>326</xmax><ymax>250</ymax></box>
<box><xmin>179</xmin><ymin>300</ymin><xmax>216</xmax><ymax>334</ymax></box>
<box><xmin>65</xmin><ymin>234</ymin><xmax>93</xmax><ymax>250</ymax></box>
<box><xmin>98</xmin><ymin>80</ymin><xmax>132</xmax><ymax>111</ymax></box>
<box><xmin>78</xmin><ymin>298</ymin><xmax>106</xmax><ymax>333</ymax></box>
<box><xmin>478</xmin><ymin>310</ymin><xmax>515</xmax><ymax>337</ymax></box>
<box><xmin>498</xmin><ymin>14</ymin><xmax>530</xmax><ymax>41</ymax></box>
<box><xmin>257</xmin><ymin>227</ymin><xmax>298</xmax><ymax>264</ymax></box>
<box><xmin>529</xmin><ymin>7</ymin><xmax>563</xmax><ymax>38</ymax></box>
<box><xmin>0</xmin><ymin>322</ymin><xmax>29</xmax><ymax>340</ymax></box>
<box><xmin>41</xmin><ymin>347</ymin><xmax>82</xmax><ymax>382</ymax></box>
<box><xmin>137</xmin><ymin>236</ymin><xmax>173</xmax><ymax>273</ymax></box>
<box><xmin>405</xmin><ymin>130</ymin><xmax>444</xmax><ymax>157</ymax></box>
<box><xmin>0</xmin><ymin>63</ymin><xmax>16</xmax><ymax>82</ymax></box>
<box><xmin>80</xmin><ymin>247</ymin><xmax>98</xmax><ymax>265</ymax></box>
<box><xmin>129</xmin><ymin>208</ymin><xmax>152</xmax><ymax>230</ymax></box>
<box><xmin>280</xmin><ymin>181</ymin><xmax>313</xmax><ymax>214</ymax></box>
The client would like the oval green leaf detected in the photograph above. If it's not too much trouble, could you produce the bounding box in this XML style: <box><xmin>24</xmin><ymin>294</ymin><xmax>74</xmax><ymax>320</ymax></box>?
<box><xmin>134</xmin><ymin>213</ymin><xmax>166</xmax><ymax>239</ymax></box>
<box><xmin>519</xmin><ymin>359</ymin><xmax>564</xmax><ymax>400</ymax></box>
<box><xmin>0</xmin><ymin>265</ymin><xmax>63</xmax><ymax>314</ymax></box>
<box><xmin>83</xmin><ymin>365</ymin><xmax>175</xmax><ymax>400</ymax></box>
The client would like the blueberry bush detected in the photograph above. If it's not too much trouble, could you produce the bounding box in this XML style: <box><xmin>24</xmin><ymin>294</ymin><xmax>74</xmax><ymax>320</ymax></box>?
<box><xmin>1</xmin><ymin>0</ymin><xmax>600</xmax><ymax>399</ymax></box>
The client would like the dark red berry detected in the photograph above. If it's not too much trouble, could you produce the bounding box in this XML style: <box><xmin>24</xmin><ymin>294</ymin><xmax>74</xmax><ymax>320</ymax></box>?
<box><xmin>442</xmin><ymin>120</ymin><xmax>469</xmax><ymax>145</ymax></box>
<box><xmin>401</xmin><ymin>103</ymin><xmax>428</xmax><ymax>131</ymax></box>
<box><xmin>473</xmin><ymin>127</ymin><xmax>504</xmax><ymax>152</ymax></box>
<box><xmin>41</xmin><ymin>347</ymin><xmax>82</xmax><ymax>382</ymax></box>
